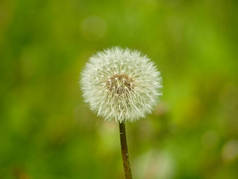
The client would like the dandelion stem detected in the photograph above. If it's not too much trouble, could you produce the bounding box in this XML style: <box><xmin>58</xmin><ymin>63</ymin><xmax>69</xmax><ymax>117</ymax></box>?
<box><xmin>119</xmin><ymin>122</ymin><xmax>132</xmax><ymax>179</ymax></box>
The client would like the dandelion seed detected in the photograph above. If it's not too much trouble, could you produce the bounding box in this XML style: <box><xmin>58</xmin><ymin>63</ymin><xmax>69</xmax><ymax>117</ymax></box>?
<box><xmin>80</xmin><ymin>47</ymin><xmax>162</xmax><ymax>122</ymax></box>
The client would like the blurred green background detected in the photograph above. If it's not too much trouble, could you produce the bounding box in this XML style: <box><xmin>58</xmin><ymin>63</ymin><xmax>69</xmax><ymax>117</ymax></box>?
<box><xmin>0</xmin><ymin>0</ymin><xmax>238</xmax><ymax>178</ymax></box>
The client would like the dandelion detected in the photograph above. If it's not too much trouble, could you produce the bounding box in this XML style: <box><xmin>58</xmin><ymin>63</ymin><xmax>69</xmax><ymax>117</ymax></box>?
<box><xmin>80</xmin><ymin>47</ymin><xmax>162</xmax><ymax>179</ymax></box>
<box><xmin>81</xmin><ymin>47</ymin><xmax>162</xmax><ymax>122</ymax></box>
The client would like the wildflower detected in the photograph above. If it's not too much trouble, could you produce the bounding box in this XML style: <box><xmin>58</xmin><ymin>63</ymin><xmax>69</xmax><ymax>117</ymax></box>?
<box><xmin>80</xmin><ymin>47</ymin><xmax>162</xmax><ymax>122</ymax></box>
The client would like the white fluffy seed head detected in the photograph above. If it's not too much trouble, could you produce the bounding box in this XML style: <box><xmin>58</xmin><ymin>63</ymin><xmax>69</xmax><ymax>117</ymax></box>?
<box><xmin>80</xmin><ymin>47</ymin><xmax>162</xmax><ymax>122</ymax></box>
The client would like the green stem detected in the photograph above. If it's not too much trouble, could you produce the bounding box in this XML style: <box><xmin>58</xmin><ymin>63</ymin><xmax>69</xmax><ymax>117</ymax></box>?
<box><xmin>119</xmin><ymin>122</ymin><xmax>133</xmax><ymax>179</ymax></box>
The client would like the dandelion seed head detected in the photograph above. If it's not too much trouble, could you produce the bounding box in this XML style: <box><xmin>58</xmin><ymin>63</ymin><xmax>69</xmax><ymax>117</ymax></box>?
<box><xmin>80</xmin><ymin>47</ymin><xmax>162</xmax><ymax>122</ymax></box>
